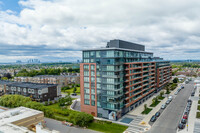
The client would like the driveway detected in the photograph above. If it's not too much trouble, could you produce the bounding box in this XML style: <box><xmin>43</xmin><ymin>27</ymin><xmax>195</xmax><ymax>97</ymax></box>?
<box><xmin>44</xmin><ymin>118</ymin><xmax>100</xmax><ymax>133</ymax></box>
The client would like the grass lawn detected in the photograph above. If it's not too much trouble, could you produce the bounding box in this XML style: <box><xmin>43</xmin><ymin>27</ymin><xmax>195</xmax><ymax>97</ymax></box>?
<box><xmin>62</xmin><ymin>87</ymin><xmax>80</xmax><ymax>95</ymax></box>
<box><xmin>165</xmin><ymin>91</ymin><xmax>170</xmax><ymax>94</ymax></box>
<box><xmin>88</xmin><ymin>121</ymin><xmax>128</xmax><ymax>133</ymax></box>
<box><xmin>196</xmin><ymin>112</ymin><xmax>200</xmax><ymax>118</ymax></box>
<box><xmin>198</xmin><ymin>100</ymin><xmax>200</xmax><ymax>104</ymax></box>
<box><xmin>197</xmin><ymin>105</ymin><xmax>200</xmax><ymax>111</ymax></box>
<box><xmin>150</xmin><ymin>101</ymin><xmax>161</xmax><ymax>107</ymax></box>
<box><xmin>158</xmin><ymin>96</ymin><xmax>165</xmax><ymax>100</ymax></box>
<box><xmin>45</xmin><ymin>102</ymin><xmax>71</xmax><ymax>110</ymax></box>
<box><xmin>141</xmin><ymin>107</ymin><xmax>152</xmax><ymax>114</ymax></box>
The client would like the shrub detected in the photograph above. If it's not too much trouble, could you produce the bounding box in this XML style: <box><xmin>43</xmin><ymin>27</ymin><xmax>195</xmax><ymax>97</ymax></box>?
<box><xmin>173</xmin><ymin>78</ymin><xmax>178</xmax><ymax>83</ymax></box>
<box><xmin>58</xmin><ymin>94</ymin><xmax>72</xmax><ymax>107</ymax></box>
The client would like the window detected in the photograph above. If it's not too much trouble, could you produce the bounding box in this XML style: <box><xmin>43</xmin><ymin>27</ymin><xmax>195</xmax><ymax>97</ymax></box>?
<box><xmin>97</xmin><ymin>77</ymin><xmax>101</xmax><ymax>82</ymax></box>
<box><xmin>84</xmin><ymin>88</ymin><xmax>90</xmax><ymax>93</ymax></box>
<box><xmin>106</xmin><ymin>51</ymin><xmax>114</xmax><ymax>57</ymax></box>
<box><xmin>91</xmin><ymin>89</ymin><xmax>95</xmax><ymax>94</ymax></box>
<box><xmin>107</xmin><ymin>91</ymin><xmax>114</xmax><ymax>96</ymax></box>
<box><xmin>84</xmin><ymin>70</ymin><xmax>89</xmax><ymax>76</ymax></box>
<box><xmin>106</xmin><ymin>66</ymin><xmax>114</xmax><ymax>71</ymax></box>
<box><xmin>84</xmin><ymin>77</ymin><xmax>89</xmax><ymax>82</ymax></box>
<box><xmin>23</xmin><ymin>88</ymin><xmax>26</xmax><ymax>92</ymax></box>
<box><xmin>83</xmin><ymin>52</ymin><xmax>90</xmax><ymax>58</ymax></box>
<box><xmin>107</xmin><ymin>78</ymin><xmax>114</xmax><ymax>83</ymax></box>
<box><xmin>91</xmin><ymin>71</ymin><xmax>95</xmax><ymax>76</ymax></box>
<box><xmin>84</xmin><ymin>83</ymin><xmax>89</xmax><ymax>88</ymax></box>
<box><xmin>84</xmin><ymin>65</ymin><xmax>89</xmax><ymax>69</ymax></box>
<box><xmin>107</xmin><ymin>84</ymin><xmax>114</xmax><ymax>90</ymax></box>
<box><xmin>97</xmin><ymin>84</ymin><xmax>101</xmax><ymax>88</ymax></box>
<box><xmin>84</xmin><ymin>99</ymin><xmax>90</xmax><ymax>105</ymax></box>
<box><xmin>91</xmin><ymin>77</ymin><xmax>95</xmax><ymax>82</ymax></box>
<box><xmin>90</xmin><ymin>51</ymin><xmax>95</xmax><ymax>57</ymax></box>
<box><xmin>91</xmin><ymin>95</ymin><xmax>95</xmax><ymax>100</ymax></box>
<box><xmin>84</xmin><ymin>94</ymin><xmax>90</xmax><ymax>99</ymax></box>
<box><xmin>97</xmin><ymin>102</ymin><xmax>101</xmax><ymax>107</ymax></box>
<box><xmin>91</xmin><ymin>65</ymin><xmax>95</xmax><ymax>70</ymax></box>
<box><xmin>91</xmin><ymin>101</ymin><xmax>95</xmax><ymax>106</ymax></box>
<box><xmin>96</xmin><ymin>51</ymin><xmax>100</xmax><ymax>57</ymax></box>
<box><xmin>18</xmin><ymin>87</ymin><xmax>20</xmax><ymax>92</ymax></box>
<box><xmin>83</xmin><ymin>59</ymin><xmax>89</xmax><ymax>63</ymax></box>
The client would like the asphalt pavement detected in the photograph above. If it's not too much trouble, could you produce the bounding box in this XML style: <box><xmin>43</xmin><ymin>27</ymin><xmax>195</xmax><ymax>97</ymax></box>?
<box><xmin>147</xmin><ymin>81</ymin><xmax>194</xmax><ymax>133</ymax></box>
<box><xmin>44</xmin><ymin>118</ymin><xmax>100</xmax><ymax>133</ymax></box>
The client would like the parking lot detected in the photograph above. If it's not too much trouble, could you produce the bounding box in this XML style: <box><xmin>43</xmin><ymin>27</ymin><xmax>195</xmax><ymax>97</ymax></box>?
<box><xmin>147</xmin><ymin>81</ymin><xmax>194</xmax><ymax>133</ymax></box>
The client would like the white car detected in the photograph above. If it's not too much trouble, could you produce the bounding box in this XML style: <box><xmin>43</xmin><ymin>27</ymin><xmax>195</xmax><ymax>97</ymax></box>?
<box><xmin>168</xmin><ymin>96</ymin><xmax>173</xmax><ymax>100</ymax></box>
<box><xmin>161</xmin><ymin>104</ymin><xmax>166</xmax><ymax>109</ymax></box>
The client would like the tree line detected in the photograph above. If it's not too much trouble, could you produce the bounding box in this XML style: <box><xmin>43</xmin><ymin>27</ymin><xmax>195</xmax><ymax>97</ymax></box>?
<box><xmin>16</xmin><ymin>68</ymin><xmax>80</xmax><ymax>77</ymax></box>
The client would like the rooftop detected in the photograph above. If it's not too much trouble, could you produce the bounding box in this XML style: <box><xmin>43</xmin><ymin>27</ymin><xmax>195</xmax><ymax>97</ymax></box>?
<box><xmin>0</xmin><ymin>107</ymin><xmax>43</xmax><ymax>126</ymax></box>
<box><xmin>6</xmin><ymin>82</ymin><xmax>57</xmax><ymax>89</ymax></box>
<box><xmin>0</xmin><ymin>123</ymin><xmax>33</xmax><ymax>133</ymax></box>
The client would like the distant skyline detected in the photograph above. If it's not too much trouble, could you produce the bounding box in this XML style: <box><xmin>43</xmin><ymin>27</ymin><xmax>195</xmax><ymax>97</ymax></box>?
<box><xmin>0</xmin><ymin>0</ymin><xmax>200</xmax><ymax>63</ymax></box>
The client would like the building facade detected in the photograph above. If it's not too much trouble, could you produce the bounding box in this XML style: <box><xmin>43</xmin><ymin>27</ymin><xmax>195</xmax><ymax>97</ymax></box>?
<box><xmin>80</xmin><ymin>39</ymin><xmax>172</xmax><ymax>120</ymax></box>
<box><xmin>0</xmin><ymin>80</ymin><xmax>60</xmax><ymax>102</ymax></box>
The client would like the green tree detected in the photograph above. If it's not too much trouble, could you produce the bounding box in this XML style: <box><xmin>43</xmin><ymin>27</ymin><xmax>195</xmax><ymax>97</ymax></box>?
<box><xmin>73</xmin><ymin>87</ymin><xmax>77</xmax><ymax>93</ymax></box>
<box><xmin>173</xmin><ymin>78</ymin><xmax>179</xmax><ymax>83</ymax></box>
<box><xmin>144</xmin><ymin>104</ymin><xmax>147</xmax><ymax>111</ymax></box>
<box><xmin>58</xmin><ymin>94</ymin><xmax>72</xmax><ymax>107</ymax></box>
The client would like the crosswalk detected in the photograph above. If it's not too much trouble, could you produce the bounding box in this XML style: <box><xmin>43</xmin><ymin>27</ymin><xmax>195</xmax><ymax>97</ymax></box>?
<box><xmin>122</xmin><ymin>115</ymin><xmax>149</xmax><ymax>133</ymax></box>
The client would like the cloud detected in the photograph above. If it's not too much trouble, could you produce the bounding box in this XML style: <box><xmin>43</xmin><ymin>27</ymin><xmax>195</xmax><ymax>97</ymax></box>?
<box><xmin>0</xmin><ymin>0</ymin><xmax>200</xmax><ymax>62</ymax></box>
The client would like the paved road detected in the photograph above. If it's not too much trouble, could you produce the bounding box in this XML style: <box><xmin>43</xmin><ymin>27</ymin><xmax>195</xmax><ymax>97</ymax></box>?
<box><xmin>44</xmin><ymin>118</ymin><xmax>99</xmax><ymax>133</ymax></box>
<box><xmin>148</xmin><ymin>81</ymin><xmax>194</xmax><ymax>133</ymax></box>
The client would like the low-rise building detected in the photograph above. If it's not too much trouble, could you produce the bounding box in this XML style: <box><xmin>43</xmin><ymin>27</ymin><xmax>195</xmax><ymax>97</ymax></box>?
<box><xmin>14</xmin><ymin>74</ymin><xmax>80</xmax><ymax>88</ymax></box>
<box><xmin>0</xmin><ymin>107</ymin><xmax>59</xmax><ymax>133</ymax></box>
<box><xmin>5</xmin><ymin>82</ymin><xmax>59</xmax><ymax>102</ymax></box>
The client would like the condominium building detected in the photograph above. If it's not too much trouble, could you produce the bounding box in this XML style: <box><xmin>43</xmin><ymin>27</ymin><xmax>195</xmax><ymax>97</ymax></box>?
<box><xmin>80</xmin><ymin>39</ymin><xmax>172</xmax><ymax>120</ymax></box>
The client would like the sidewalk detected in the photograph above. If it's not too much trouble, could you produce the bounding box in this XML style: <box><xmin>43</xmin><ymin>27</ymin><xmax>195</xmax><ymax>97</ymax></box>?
<box><xmin>128</xmin><ymin>83</ymin><xmax>182</xmax><ymax>127</ymax></box>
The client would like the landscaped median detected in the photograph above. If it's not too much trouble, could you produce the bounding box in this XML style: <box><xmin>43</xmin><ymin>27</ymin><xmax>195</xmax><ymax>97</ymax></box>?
<box><xmin>141</xmin><ymin>91</ymin><xmax>165</xmax><ymax>115</ymax></box>
<box><xmin>0</xmin><ymin>95</ymin><xmax>128</xmax><ymax>133</ymax></box>
<box><xmin>197</xmin><ymin>100</ymin><xmax>200</xmax><ymax>119</ymax></box>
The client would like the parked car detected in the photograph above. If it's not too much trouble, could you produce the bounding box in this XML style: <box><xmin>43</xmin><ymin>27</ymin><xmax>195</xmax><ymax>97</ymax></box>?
<box><xmin>181</xmin><ymin>119</ymin><xmax>187</xmax><ymax>124</ymax></box>
<box><xmin>150</xmin><ymin>115</ymin><xmax>157</xmax><ymax>122</ymax></box>
<box><xmin>187</xmin><ymin>99</ymin><xmax>192</xmax><ymax>103</ymax></box>
<box><xmin>183</xmin><ymin>114</ymin><xmax>188</xmax><ymax>119</ymax></box>
<box><xmin>187</xmin><ymin>104</ymin><xmax>191</xmax><ymax>108</ymax></box>
<box><xmin>181</xmin><ymin>86</ymin><xmax>184</xmax><ymax>89</ymax></box>
<box><xmin>168</xmin><ymin>96</ymin><xmax>173</xmax><ymax>99</ymax></box>
<box><xmin>191</xmin><ymin>92</ymin><xmax>195</xmax><ymax>96</ymax></box>
<box><xmin>161</xmin><ymin>104</ymin><xmax>166</xmax><ymax>109</ymax></box>
<box><xmin>166</xmin><ymin>100</ymin><xmax>170</xmax><ymax>104</ymax></box>
<box><xmin>184</xmin><ymin>110</ymin><xmax>189</xmax><ymax>115</ymax></box>
<box><xmin>186</xmin><ymin>107</ymin><xmax>190</xmax><ymax>111</ymax></box>
<box><xmin>178</xmin><ymin>123</ymin><xmax>185</xmax><ymax>129</ymax></box>
<box><xmin>175</xmin><ymin>91</ymin><xmax>178</xmax><ymax>95</ymax></box>
<box><xmin>71</xmin><ymin>93</ymin><xmax>77</xmax><ymax>96</ymax></box>
<box><xmin>155</xmin><ymin>112</ymin><xmax>160</xmax><ymax>117</ymax></box>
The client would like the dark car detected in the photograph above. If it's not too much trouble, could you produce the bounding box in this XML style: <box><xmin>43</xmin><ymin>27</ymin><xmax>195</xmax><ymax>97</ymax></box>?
<box><xmin>181</xmin><ymin>86</ymin><xmax>184</xmax><ymax>89</ymax></box>
<box><xmin>181</xmin><ymin>119</ymin><xmax>187</xmax><ymax>124</ymax></box>
<box><xmin>155</xmin><ymin>112</ymin><xmax>160</xmax><ymax>117</ymax></box>
<box><xmin>187</xmin><ymin>99</ymin><xmax>192</xmax><ymax>103</ymax></box>
<box><xmin>186</xmin><ymin>107</ymin><xmax>190</xmax><ymax>111</ymax></box>
<box><xmin>191</xmin><ymin>92</ymin><xmax>195</xmax><ymax>96</ymax></box>
<box><xmin>71</xmin><ymin>93</ymin><xmax>77</xmax><ymax>96</ymax></box>
<box><xmin>187</xmin><ymin>104</ymin><xmax>191</xmax><ymax>108</ymax></box>
<box><xmin>178</xmin><ymin>123</ymin><xmax>185</xmax><ymax>129</ymax></box>
<box><xmin>184</xmin><ymin>110</ymin><xmax>189</xmax><ymax>115</ymax></box>
<box><xmin>150</xmin><ymin>115</ymin><xmax>157</xmax><ymax>122</ymax></box>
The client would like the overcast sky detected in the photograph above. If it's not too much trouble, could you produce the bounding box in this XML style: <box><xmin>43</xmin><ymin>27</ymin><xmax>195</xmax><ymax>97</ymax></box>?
<box><xmin>0</xmin><ymin>0</ymin><xmax>200</xmax><ymax>63</ymax></box>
